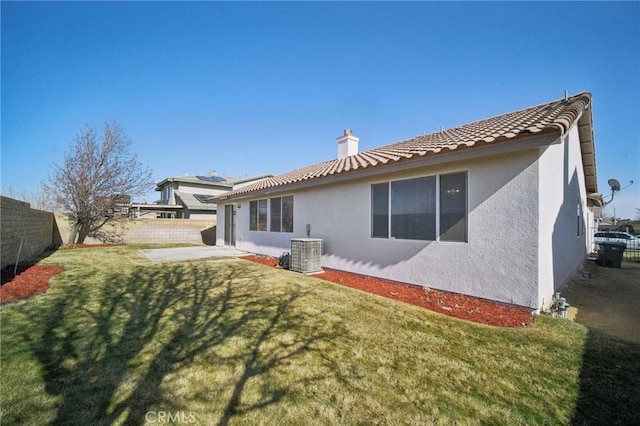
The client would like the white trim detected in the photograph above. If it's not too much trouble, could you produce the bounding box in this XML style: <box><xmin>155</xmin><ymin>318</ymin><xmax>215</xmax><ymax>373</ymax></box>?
<box><xmin>369</xmin><ymin>171</ymin><xmax>468</xmax><ymax>243</ymax></box>
<box><xmin>435</xmin><ymin>174</ymin><xmax>441</xmax><ymax>241</ymax></box>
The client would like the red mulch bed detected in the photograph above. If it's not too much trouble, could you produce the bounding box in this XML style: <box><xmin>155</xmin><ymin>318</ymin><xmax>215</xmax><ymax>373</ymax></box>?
<box><xmin>0</xmin><ymin>244</ymin><xmax>112</xmax><ymax>304</ymax></box>
<box><xmin>242</xmin><ymin>255</ymin><xmax>533</xmax><ymax>327</ymax></box>
<box><xmin>1</xmin><ymin>264</ymin><xmax>65</xmax><ymax>304</ymax></box>
<box><xmin>0</xmin><ymin>252</ymin><xmax>534</xmax><ymax>327</ymax></box>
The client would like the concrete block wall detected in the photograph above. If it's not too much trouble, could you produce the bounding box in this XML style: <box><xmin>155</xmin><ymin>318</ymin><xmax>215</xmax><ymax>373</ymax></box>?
<box><xmin>0</xmin><ymin>194</ymin><xmax>217</xmax><ymax>270</ymax></box>
<box><xmin>54</xmin><ymin>214</ymin><xmax>216</xmax><ymax>245</ymax></box>
<box><xmin>1</xmin><ymin>196</ymin><xmax>60</xmax><ymax>269</ymax></box>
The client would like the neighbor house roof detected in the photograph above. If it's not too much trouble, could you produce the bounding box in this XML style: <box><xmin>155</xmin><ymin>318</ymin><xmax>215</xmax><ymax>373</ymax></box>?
<box><xmin>156</xmin><ymin>173</ymin><xmax>275</xmax><ymax>191</ymax></box>
<box><xmin>174</xmin><ymin>191</ymin><xmax>218</xmax><ymax>211</ymax></box>
<box><xmin>156</xmin><ymin>175</ymin><xmax>233</xmax><ymax>190</ymax></box>
<box><xmin>215</xmin><ymin>92</ymin><xmax>597</xmax><ymax>202</ymax></box>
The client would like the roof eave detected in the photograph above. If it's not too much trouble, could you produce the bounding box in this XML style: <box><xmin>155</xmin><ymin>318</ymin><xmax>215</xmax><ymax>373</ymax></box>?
<box><xmin>577</xmin><ymin>105</ymin><xmax>598</xmax><ymax>197</ymax></box>
<box><xmin>214</xmin><ymin>130</ymin><xmax>561</xmax><ymax>203</ymax></box>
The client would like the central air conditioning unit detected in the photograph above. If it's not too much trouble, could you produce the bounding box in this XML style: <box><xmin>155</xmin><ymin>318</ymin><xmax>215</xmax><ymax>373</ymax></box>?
<box><xmin>290</xmin><ymin>238</ymin><xmax>323</xmax><ymax>274</ymax></box>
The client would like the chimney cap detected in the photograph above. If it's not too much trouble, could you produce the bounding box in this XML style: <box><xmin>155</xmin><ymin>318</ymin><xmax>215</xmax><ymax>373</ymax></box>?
<box><xmin>344</xmin><ymin>129</ymin><xmax>352</xmax><ymax>136</ymax></box>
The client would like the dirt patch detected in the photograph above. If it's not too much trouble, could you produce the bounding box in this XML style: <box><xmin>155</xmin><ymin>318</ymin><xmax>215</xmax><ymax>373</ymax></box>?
<box><xmin>563</xmin><ymin>260</ymin><xmax>640</xmax><ymax>343</ymax></box>
<box><xmin>242</xmin><ymin>255</ymin><xmax>533</xmax><ymax>327</ymax></box>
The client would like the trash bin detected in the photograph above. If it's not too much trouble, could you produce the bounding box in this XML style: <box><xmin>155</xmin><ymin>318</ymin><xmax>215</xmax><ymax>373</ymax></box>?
<box><xmin>596</xmin><ymin>242</ymin><xmax>626</xmax><ymax>268</ymax></box>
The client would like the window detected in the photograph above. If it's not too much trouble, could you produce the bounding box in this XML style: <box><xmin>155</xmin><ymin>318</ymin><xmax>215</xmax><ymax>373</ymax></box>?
<box><xmin>371</xmin><ymin>172</ymin><xmax>467</xmax><ymax>242</ymax></box>
<box><xmin>270</xmin><ymin>197</ymin><xmax>282</xmax><ymax>232</ymax></box>
<box><xmin>391</xmin><ymin>176</ymin><xmax>436</xmax><ymax>240</ymax></box>
<box><xmin>258</xmin><ymin>200</ymin><xmax>267</xmax><ymax>231</ymax></box>
<box><xmin>250</xmin><ymin>199</ymin><xmax>268</xmax><ymax>231</ymax></box>
<box><xmin>282</xmin><ymin>196</ymin><xmax>294</xmax><ymax>232</ymax></box>
<box><xmin>440</xmin><ymin>173</ymin><xmax>467</xmax><ymax>242</ymax></box>
<box><xmin>371</xmin><ymin>183</ymin><xmax>389</xmax><ymax>238</ymax></box>
<box><xmin>163</xmin><ymin>186</ymin><xmax>173</xmax><ymax>202</ymax></box>
<box><xmin>251</xmin><ymin>196</ymin><xmax>293</xmax><ymax>233</ymax></box>
<box><xmin>269</xmin><ymin>196</ymin><xmax>293</xmax><ymax>233</ymax></box>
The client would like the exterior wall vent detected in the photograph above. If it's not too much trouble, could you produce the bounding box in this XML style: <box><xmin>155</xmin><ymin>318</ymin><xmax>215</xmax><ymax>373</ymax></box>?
<box><xmin>290</xmin><ymin>238</ymin><xmax>323</xmax><ymax>274</ymax></box>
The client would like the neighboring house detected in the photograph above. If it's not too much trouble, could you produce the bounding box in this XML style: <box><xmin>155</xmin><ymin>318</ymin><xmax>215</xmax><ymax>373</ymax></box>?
<box><xmin>148</xmin><ymin>173</ymin><xmax>273</xmax><ymax>220</ymax></box>
<box><xmin>214</xmin><ymin>92</ymin><xmax>601</xmax><ymax>312</ymax></box>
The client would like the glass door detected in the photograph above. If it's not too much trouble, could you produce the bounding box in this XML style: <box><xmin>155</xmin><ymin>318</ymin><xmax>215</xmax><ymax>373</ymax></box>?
<box><xmin>224</xmin><ymin>205</ymin><xmax>236</xmax><ymax>246</ymax></box>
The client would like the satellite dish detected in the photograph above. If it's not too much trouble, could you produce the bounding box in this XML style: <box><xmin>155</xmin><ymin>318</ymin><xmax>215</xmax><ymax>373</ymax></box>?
<box><xmin>608</xmin><ymin>178</ymin><xmax>621</xmax><ymax>192</ymax></box>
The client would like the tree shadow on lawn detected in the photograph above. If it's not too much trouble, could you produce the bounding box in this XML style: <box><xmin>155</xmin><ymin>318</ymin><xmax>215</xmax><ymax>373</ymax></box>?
<box><xmin>570</xmin><ymin>329</ymin><xmax>640</xmax><ymax>425</ymax></box>
<box><xmin>21</xmin><ymin>261</ymin><xmax>343</xmax><ymax>425</ymax></box>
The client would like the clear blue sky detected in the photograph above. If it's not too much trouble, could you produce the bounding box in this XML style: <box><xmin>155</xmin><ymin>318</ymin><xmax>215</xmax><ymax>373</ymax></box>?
<box><xmin>2</xmin><ymin>1</ymin><xmax>639</xmax><ymax>218</ymax></box>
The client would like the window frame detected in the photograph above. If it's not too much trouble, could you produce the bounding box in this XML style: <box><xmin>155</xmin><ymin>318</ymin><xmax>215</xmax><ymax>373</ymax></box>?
<box><xmin>270</xmin><ymin>197</ymin><xmax>282</xmax><ymax>232</ymax></box>
<box><xmin>269</xmin><ymin>195</ymin><xmax>294</xmax><ymax>233</ymax></box>
<box><xmin>249</xmin><ymin>199</ymin><xmax>268</xmax><ymax>232</ymax></box>
<box><xmin>371</xmin><ymin>171</ymin><xmax>468</xmax><ymax>243</ymax></box>
<box><xmin>257</xmin><ymin>199</ymin><xmax>268</xmax><ymax>231</ymax></box>
<box><xmin>281</xmin><ymin>195</ymin><xmax>294</xmax><ymax>233</ymax></box>
<box><xmin>249</xmin><ymin>200</ymin><xmax>258</xmax><ymax>231</ymax></box>
<box><xmin>371</xmin><ymin>182</ymin><xmax>390</xmax><ymax>238</ymax></box>
<box><xmin>250</xmin><ymin>196</ymin><xmax>294</xmax><ymax>233</ymax></box>
<box><xmin>390</xmin><ymin>176</ymin><xmax>437</xmax><ymax>241</ymax></box>
<box><xmin>439</xmin><ymin>172</ymin><xmax>468</xmax><ymax>242</ymax></box>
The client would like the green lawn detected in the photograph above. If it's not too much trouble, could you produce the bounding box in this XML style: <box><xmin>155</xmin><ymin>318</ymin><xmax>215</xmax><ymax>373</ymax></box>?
<box><xmin>1</xmin><ymin>245</ymin><xmax>638</xmax><ymax>425</ymax></box>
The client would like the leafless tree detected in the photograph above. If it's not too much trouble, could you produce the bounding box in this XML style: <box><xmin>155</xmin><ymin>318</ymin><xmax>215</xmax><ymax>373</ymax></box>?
<box><xmin>2</xmin><ymin>183</ymin><xmax>54</xmax><ymax>211</ymax></box>
<box><xmin>46</xmin><ymin>122</ymin><xmax>153</xmax><ymax>244</ymax></box>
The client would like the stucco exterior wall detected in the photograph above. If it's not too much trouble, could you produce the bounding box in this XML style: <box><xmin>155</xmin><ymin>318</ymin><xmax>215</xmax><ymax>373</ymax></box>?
<box><xmin>537</xmin><ymin>125</ymin><xmax>589</xmax><ymax>309</ymax></box>
<box><xmin>219</xmin><ymin>149</ymin><xmax>542</xmax><ymax>308</ymax></box>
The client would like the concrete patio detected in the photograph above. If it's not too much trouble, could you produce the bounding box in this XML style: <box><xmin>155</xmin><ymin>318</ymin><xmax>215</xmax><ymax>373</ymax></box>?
<box><xmin>139</xmin><ymin>246</ymin><xmax>248</xmax><ymax>262</ymax></box>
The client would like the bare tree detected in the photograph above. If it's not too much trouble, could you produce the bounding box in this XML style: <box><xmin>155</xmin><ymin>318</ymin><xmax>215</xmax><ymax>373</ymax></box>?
<box><xmin>46</xmin><ymin>122</ymin><xmax>153</xmax><ymax>244</ymax></box>
<box><xmin>1</xmin><ymin>183</ymin><xmax>54</xmax><ymax>211</ymax></box>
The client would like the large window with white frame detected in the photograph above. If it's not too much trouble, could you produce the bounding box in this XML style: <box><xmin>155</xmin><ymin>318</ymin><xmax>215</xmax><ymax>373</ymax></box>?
<box><xmin>439</xmin><ymin>172</ymin><xmax>468</xmax><ymax>242</ymax></box>
<box><xmin>371</xmin><ymin>172</ymin><xmax>467</xmax><ymax>242</ymax></box>
<box><xmin>250</xmin><ymin>196</ymin><xmax>293</xmax><ymax>233</ymax></box>
<box><xmin>270</xmin><ymin>195</ymin><xmax>294</xmax><ymax>233</ymax></box>
<box><xmin>249</xmin><ymin>199</ymin><xmax>268</xmax><ymax>231</ymax></box>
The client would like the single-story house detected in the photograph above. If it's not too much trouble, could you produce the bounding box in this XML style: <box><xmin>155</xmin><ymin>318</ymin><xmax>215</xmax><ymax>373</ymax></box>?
<box><xmin>151</xmin><ymin>173</ymin><xmax>273</xmax><ymax>220</ymax></box>
<box><xmin>213</xmin><ymin>92</ymin><xmax>601</xmax><ymax>311</ymax></box>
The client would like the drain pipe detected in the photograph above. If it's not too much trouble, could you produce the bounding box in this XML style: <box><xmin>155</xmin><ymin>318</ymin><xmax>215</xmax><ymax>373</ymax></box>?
<box><xmin>14</xmin><ymin>231</ymin><xmax>26</xmax><ymax>277</ymax></box>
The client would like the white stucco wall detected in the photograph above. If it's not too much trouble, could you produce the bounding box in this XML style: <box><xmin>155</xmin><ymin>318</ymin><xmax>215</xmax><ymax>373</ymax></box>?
<box><xmin>537</xmin><ymin>125</ymin><xmax>589</xmax><ymax>309</ymax></box>
<box><xmin>219</xmin><ymin>149</ymin><xmax>543</xmax><ymax>308</ymax></box>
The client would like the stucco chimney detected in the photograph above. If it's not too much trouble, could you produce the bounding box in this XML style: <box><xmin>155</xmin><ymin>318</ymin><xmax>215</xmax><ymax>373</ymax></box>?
<box><xmin>337</xmin><ymin>129</ymin><xmax>359</xmax><ymax>159</ymax></box>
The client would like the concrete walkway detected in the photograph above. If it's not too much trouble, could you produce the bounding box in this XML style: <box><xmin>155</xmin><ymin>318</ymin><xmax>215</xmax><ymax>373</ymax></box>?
<box><xmin>140</xmin><ymin>246</ymin><xmax>248</xmax><ymax>262</ymax></box>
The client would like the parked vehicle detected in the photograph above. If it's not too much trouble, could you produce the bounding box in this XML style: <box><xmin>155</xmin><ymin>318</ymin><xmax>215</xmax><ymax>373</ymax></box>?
<box><xmin>594</xmin><ymin>231</ymin><xmax>640</xmax><ymax>250</ymax></box>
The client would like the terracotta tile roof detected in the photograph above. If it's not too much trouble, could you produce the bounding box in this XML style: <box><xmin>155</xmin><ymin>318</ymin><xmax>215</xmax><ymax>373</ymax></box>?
<box><xmin>215</xmin><ymin>92</ymin><xmax>593</xmax><ymax>201</ymax></box>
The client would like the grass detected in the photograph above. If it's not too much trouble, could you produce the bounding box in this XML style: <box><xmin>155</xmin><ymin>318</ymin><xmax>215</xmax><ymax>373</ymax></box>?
<box><xmin>1</xmin><ymin>245</ymin><xmax>638</xmax><ymax>425</ymax></box>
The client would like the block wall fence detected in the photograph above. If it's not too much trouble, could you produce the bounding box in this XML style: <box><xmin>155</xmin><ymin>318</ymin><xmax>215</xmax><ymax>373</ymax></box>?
<box><xmin>1</xmin><ymin>196</ymin><xmax>216</xmax><ymax>269</ymax></box>
<box><xmin>53</xmin><ymin>214</ymin><xmax>216</xmax><ymax>246</ymax></box>
<box><xmin>1</xmin><ymin>196</ymin><xmax>61</xmax><ymax>269</ymax></box>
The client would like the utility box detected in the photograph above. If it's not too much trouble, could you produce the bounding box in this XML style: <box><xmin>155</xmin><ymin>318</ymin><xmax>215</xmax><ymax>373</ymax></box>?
<box><xmin>290</xmin><ymin>238</ymin><xmax>323</xmax><ymax>274</ymax></box>
<box><xmin>597</xmin><ymin>242</ymin><xmax>626</xmax><ymax>268</ymax></box>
